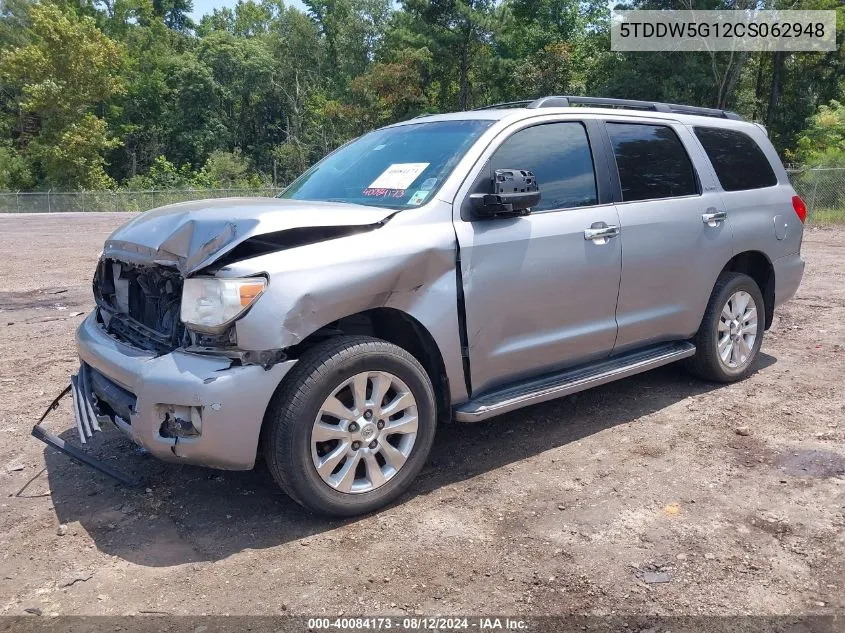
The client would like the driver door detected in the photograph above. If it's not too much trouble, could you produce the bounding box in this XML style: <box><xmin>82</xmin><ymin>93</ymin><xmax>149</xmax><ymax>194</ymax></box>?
<box><xmin>453</xmin><ymin>120</ymin><xmax>622</xmax><ymax>395</ymax></box>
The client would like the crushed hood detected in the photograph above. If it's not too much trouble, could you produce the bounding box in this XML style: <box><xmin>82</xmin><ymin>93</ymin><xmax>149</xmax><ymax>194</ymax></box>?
<box><xmin>103</xmin><ymin>197</ymin><xmax>396</xmax><ymax>274</ymax></box>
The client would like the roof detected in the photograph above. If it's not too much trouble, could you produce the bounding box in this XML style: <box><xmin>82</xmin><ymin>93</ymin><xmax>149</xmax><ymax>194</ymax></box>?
<box><xmin>394</xmin><ymin>106</ymin><xmax>759</xmax><ymax>132</ymax></box>
<box><xmin>391</xmin><ymin>95</ymin><xmax>754</xmax><ymax>130</ymax></box>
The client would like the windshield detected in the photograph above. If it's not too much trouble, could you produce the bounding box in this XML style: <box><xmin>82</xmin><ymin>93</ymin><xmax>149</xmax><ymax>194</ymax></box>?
<box><xmin>278</xmin><ymin>120</ymin><xmax>493</xmax><ymax>209</ymax></box>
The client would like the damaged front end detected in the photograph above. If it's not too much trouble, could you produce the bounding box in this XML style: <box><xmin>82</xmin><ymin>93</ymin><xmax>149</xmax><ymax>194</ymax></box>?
<box><xmin>90</xmin><ymin>197</ymin><xmax>396</xmax><ymax>359</ymax></box>
<box><xmin>93</xmin><ymin>258</ymin><xmax>188</xmax><ymax>354</ymax></box>
<box><xmin>92</xmin><ymin>258</ymin><xmax>269</xmax><ymax>364</ymax></box>
<box><xmin>33</xmin><ymin>310</ymin><xmax>298</xmax><ymax>477</ymax></box>
<box><xmin>33</xmin><ymin>198</ymin><xmax>399</xmax><ymax>481</ymax></box>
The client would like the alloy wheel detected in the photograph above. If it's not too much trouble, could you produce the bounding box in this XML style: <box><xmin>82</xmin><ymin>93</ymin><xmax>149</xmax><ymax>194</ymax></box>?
<box><xmin>311</xmin><ymin>371</ymin><xmax>418</xmax><ymax>494</ymax></box>
<box><xmin>717</xmin><ymin>290</ymin><xmax>758</xmax><ymax>369</ymax></box>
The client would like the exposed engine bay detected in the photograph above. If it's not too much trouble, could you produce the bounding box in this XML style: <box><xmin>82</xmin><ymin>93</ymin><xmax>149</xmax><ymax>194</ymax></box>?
<box><xmin>93</xmin><ymin>258</ymin><xmax>186</xmax><ymax>354</ymax></box>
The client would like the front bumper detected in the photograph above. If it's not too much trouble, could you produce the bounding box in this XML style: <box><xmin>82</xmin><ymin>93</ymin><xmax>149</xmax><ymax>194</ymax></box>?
<box><xmin>75</xmin><ymin>311</ymin><xmax>296</xmax><ymax>470</ymax></box>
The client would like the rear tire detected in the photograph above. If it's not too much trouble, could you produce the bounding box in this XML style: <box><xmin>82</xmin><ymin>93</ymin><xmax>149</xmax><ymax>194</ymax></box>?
<box><xmin>264</xmin><ymin>335</ymin><xmax>436</xmax><ymax>517</ymax></box>
<box><xmin>686</xmin><ymin>272</ymin><xmax>765</xmax><ymax>383</ymax></box>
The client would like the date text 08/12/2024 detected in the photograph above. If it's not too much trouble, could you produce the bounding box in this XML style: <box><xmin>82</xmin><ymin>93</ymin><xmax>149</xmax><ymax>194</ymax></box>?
<box><xmin>306</xmin><ymin>617</ymin><xmax>529</xmax><ymax>630</ymax></box>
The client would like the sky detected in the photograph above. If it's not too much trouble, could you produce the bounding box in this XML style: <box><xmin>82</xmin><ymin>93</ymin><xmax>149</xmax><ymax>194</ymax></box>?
<box><xmin>189</xmin><ymin>0</ymin><xmax>307</xmax><ymax>22</ymax></box>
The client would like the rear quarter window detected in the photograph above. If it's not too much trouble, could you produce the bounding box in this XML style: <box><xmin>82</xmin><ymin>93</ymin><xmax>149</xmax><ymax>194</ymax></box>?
<box><xmin>694</xmin><ymin>127</ymin><xmax>778</xmax><ymax>192</ymax></box>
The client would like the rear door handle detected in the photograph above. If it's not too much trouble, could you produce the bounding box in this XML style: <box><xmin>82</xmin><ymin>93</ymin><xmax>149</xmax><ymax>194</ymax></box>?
<box><xmin>584</xmin><ymin>225</ymin><xmax>620</xmax><ymax>243</ymax></box>
<box><xmin>702</xmin><ymin>209</ymin><xmax>727</xmax><ymax>226</ymax></box>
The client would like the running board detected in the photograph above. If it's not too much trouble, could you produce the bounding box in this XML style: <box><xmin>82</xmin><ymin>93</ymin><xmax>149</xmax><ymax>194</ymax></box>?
<box><xmin>453</xmin><ymin>341</ymin><xmax>696</xmax><ymax>423</ymax></box>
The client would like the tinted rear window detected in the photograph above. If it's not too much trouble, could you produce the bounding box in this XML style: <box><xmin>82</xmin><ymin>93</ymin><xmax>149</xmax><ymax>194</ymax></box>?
<box><xmin>694</xmin><ymin>127</ymin><xmax>777</xmax><ymax>192</ymax></box>
<box><xmin>607</xmin><ymin>123</ymin><xmax>698</xmax><ymax>202</ymax></box>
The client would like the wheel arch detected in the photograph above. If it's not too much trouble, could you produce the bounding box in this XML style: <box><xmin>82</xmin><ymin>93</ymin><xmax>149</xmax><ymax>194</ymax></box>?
<box><xmin>280</xmin><ymin>307</ymin><xmax>452</xmax><ymax>425</ymax></box>
<box><xmin>720</xmin><ymin>250</ymin><xmax>775</xmax><ymax>330</ymax></box>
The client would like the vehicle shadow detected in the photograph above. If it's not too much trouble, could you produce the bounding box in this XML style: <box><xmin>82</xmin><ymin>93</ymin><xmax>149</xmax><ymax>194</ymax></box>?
<box><xmin>43</xmin><ymin>353</ymin><xmax>776</xmax><ymax>567</ymax></box>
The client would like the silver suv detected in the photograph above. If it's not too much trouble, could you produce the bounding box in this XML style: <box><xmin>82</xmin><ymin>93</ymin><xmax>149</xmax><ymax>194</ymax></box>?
<box><xmin>59</xmin><ymin>96</ymin><xmax>806</xmax><ymax>516</ymax></box>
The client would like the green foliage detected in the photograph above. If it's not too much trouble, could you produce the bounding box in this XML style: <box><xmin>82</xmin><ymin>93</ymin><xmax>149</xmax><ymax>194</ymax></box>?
<box><xmin>793</xmin><ymin>101</ymin><xmax>845</xmax><ymax>167</ymax></box>
<box><xmin>124</xmin><ymin>154</ymin><xmax>194</xmax><ymax>189</ymax></box>
<box><xmin>272</xmin><ymin>142</ymin><xmax>309</xmax><ymax>186</ymax></box>
<box><xmin>305</xmin><ymin>0</ymin><xmax>391</xmax><ymax>87</ymax></box>
<box><xmin>0</xmin><ymin>142</ymin><xmax>34</xmax><ymax>190</ymax></box>
<box><xmin>27</xmin><ymin>114</ymin><xmax>122</xmax><ymax>189</ymax></box>
<box><xmin>153</xmin><ymin>0</ymin><xmax>195</xmax><ymax>32</ymax></box>
<box><xmin>123</xmin><ymin>150</ymin><xmax>262</xmax><ymax>189</ymax></box>
<box><xmin>198</xmin><ymin>149</ymin><xmax>261</xmax><ymax>188</ymax></box>
<box><xmin>791</xmin><ymin>101</ymin><xmax>845</xmax><ymax>215</ymax></box>
<box><xmin>197</xmin><ymin>0</ymin><xmax>275</xmax><ymax>37</ymax></box>
<box><xmin>0</xmin><ymin>3</ymin><xmax>125</xmax><ymax>189</ymax></box>
<box><xmin>0</xmin><ymin>0</ymin><xmax>32</xmax><ymax>50</ymax></box>
<box><xmin>349</xmin><ymin>54</ymin><xmax>430</xmax><ymax>128</ymax></box>
<box><xmin>0</xmin><ymin>0</ymin><xmax>842</xmax><ymax>193</ymax></box>
<box><xmin>1</xmin><ymin>4</ymin><xmax>125</xmax><ymax>123</ymax></box>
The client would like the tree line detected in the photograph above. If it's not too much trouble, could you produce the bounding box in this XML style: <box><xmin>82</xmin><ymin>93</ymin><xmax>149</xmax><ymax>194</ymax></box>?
<box><xmin>0</xmin><ymin>0</ymin><xmax>843</xmax><ymax>192</ymax></box>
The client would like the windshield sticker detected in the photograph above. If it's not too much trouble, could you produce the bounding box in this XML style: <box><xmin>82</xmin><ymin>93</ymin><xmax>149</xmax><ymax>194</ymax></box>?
<box><xmin>408</xmin><ymin>190</ymin><xmax>429</xmax><ymax>205</ymax></box>
<box><xmin>362</xmin><ymin>188</ymin><xmax>406</xmax><ymax>198</ymax></box>
<box><xmin>368</xmin><ymin>163</ymin><xmax>429</xmax><ymax>190</ymax></box>
<box><xmin>421</xmin><ymin>177</ymin><xmax>437</xmax><ymax>189</ymax></box>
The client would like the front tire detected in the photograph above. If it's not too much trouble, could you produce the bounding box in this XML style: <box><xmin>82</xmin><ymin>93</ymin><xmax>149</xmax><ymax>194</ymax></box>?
<box><xmin>687</xmin><ymin>272</ymin><xmax>765</xmax><ymax>383</ymax></box>
<box><xmin>264</xmin><ymin>335</ymin><xmax>436</xmax><ymax>517</ymax></box>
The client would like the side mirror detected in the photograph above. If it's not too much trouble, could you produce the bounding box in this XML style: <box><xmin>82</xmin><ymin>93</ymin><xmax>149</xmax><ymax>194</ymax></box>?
<box><xmin>470</xmin><ymin>168</ymin><xmax>541</xmax><ymax>218</ymax></box>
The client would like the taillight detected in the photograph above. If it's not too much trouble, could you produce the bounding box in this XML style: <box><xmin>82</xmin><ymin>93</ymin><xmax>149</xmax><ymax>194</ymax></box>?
<box><xmin>792</xmin><ymin>195</ymin><xmax>807</xmax><ymax>224</ymax></box>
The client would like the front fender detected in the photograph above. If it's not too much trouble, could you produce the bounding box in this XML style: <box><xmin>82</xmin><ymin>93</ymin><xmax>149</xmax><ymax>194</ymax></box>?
<box><xmin>216</xmin><ymin>204</ymin><xmax>468</xmax><ymax>402</ymax></box>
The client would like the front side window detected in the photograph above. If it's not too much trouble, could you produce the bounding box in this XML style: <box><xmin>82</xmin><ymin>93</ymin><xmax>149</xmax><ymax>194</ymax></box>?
<box><xmin>694</xmin><ymin>126</ymin><xmax>777</xmax><ymax>191</ymax></box>
<box><xmin>607</xmin><ymin>123</ymin><xmax>698</xmax><ymax>202</ymax></box>
<box><xmin>279</xmin><ymin>120</ymin><xmax>493</xmax><ymax>210</ymax></box>
<box><xmin>490</xmin><ymin>122</ymin><xmax>598</xmax><ymax>211</ymax></box>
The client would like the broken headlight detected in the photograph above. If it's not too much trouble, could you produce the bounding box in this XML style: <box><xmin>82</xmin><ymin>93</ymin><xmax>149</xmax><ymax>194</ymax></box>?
<box><xmin>180</xmin><ymin>277</ymin><xmax>266</xmax><ymax>333</ymax></box>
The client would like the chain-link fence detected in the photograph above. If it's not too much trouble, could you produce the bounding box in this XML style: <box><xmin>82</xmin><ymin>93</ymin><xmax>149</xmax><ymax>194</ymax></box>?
<box><xmin>786</xmin><ymin>166</ymin><xmax>845</xmax><ymax>224</ymax></box>
<box><xmin>0</xmin><ymin>188</ymin><xmax>284</xmax><ymax>213</ymax></box>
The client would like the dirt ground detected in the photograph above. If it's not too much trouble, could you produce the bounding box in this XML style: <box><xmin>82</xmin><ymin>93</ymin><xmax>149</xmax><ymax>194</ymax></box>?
<box><xmin>0</xmin><ymin>212</ymin><xmax>843</xmax><ymax>618</ymax></box>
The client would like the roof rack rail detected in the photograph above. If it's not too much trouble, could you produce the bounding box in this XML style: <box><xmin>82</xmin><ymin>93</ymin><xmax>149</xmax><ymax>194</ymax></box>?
<box><xmin>472</xmin><ymin>100</ymin><xmax>534</xmax><ymax>111</ymax></box>
<box><xmin>526</xmin><ymin>95</ymin><xmax>742</xmax><ymax>120</ymax></box>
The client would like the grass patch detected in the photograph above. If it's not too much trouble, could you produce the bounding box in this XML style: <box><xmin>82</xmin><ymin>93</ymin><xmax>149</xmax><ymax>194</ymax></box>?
<box><xmin>810</xmin><ymin>207</ymin><xmax>845</xmax><ymax>225</ymax></box>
